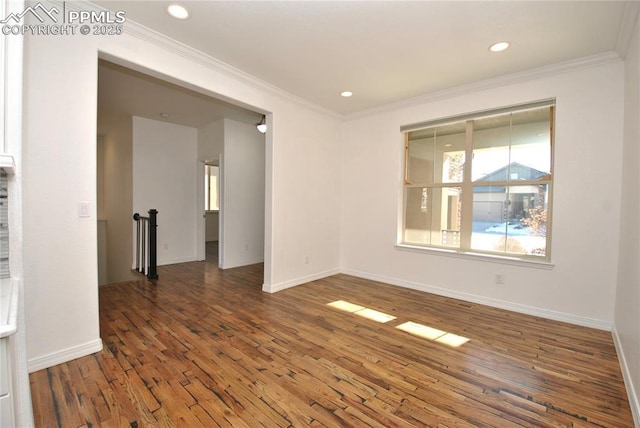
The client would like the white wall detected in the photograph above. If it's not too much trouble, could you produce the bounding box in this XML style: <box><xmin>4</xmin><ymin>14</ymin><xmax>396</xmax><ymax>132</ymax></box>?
<box><xmin>198</xmin><ymin>119</ymin><xmax>224</xmax><ymax>160</ymax></box>
<box><xmin>268</xmin><ymin>109</ymin><xmax>342</xmax><ymax>290</ymax></box>
<box><xmin>220</xmin><ymin>119</ymin><xmax>265</xmax><ymax>268</ymax></box>
<box><xmin>615</xmin><ymin>12</ymin><xmax>640</xmax><ymax>424</ymax></box>
<box><xmin>341</xmin><ymin>60</ymin><xmax>624</xmax><ymax>329</ymax></box>
<box><xmin>133</xmin><ymin>117</ymin><xmax>198</xmax><ymax>266</ymax></box>
<box><xmin>96</xmin><ymin>133</ymin><xmax>106</xmax><ymax>285</ymax></box>
<box><xmin>102</xmin><ymin>115</ymin><xmax>136</xmax><ymax>284</ymax></box>
<box><xmin>22</xmin><ymin>3</ymin><xmax>342</xmax><ymax>368</ymax></box>
<box><xmin>23</xmin><ymin>28</ymin><xmax>103</xmax><ymax>370</ymax></box>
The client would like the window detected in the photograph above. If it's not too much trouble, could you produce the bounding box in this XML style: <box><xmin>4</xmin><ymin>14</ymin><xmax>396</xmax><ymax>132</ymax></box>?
<box><xmin>204</xmin><ymin>164</ymin><xmax>219</xmax><ymax>211</ymax></box>
<box><xmin>401</xmin><ymin>100</ymin><xmax>554</xmax><ymax>260</ymax></box>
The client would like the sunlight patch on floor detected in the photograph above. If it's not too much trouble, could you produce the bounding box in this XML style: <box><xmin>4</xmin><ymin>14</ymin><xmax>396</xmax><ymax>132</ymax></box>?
<box><xmin>327</xmin><ymin>300</ymin><xmax>365</xmax><ymax>313</ymax></box>
<box><xmin>327</xmin><ymin>301</ymin><xmax>469</xmax><ymax>346</ymax></box>
<box><xmin>397</xmin><ymin>321</ymin><xmax>470</xmax><ymax>347</ymax></box>
<box><xmin>327</xmin><ymin>300</ymin><xmax>396</xmax><ymax>323</ymax></box>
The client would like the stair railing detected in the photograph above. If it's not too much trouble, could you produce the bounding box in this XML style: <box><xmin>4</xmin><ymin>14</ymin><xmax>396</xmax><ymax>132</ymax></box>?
<box><xmin>133</xmin><ymin>209</ymin><xmax>158</xmax><ymax>279</ymax></box>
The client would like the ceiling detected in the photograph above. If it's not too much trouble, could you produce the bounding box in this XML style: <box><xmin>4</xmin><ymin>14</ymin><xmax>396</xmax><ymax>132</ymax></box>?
<box><xmin>94</xmin><ymin>1</ymin><xmax>637</xmax><ymax>116</ymax></box>
<box><xmin>97</xmin><ymin>60</ymin><xmax>263</xmax><ymax>133</ymax></box>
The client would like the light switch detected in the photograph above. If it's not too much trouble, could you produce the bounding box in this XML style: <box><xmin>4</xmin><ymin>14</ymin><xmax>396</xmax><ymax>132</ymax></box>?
<box><xmin>78</xmin><ymin>202</ymin><xmax>90</xmax><ymax>218</ymax></box>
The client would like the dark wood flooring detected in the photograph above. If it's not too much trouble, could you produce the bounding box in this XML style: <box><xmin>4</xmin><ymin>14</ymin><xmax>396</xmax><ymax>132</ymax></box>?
<box><xmin>29</xmin><ymin>257</ymin><xmax>634</xmax><ymax>427</ymax></box>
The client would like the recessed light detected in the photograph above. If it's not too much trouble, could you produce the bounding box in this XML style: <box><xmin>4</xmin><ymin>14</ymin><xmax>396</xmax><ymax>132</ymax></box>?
<box><xmin>489</xmin><ymin>41</ymin><xmax>510</xmax><ymax>52</ymax></box>
<box><xmin>340</xmin><ymin>91</ymin><xmax>353</xmax><ymax>97</ymax></box>
<box><xmin>160</xmin><ymin>112</ymin><xmax>169</xmax><ymax>119</ymax></box>
<box><xmin>167</xmin><ymin>4</ymin><xmax>189</xmax><ymax>19</ymax></box>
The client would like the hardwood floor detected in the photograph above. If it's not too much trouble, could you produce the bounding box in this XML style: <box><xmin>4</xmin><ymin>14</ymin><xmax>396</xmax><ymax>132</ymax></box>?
<box><xmin>30</xmin><ymin>260</ymin><xmax>633</xmax><ymax>427</ymax></box>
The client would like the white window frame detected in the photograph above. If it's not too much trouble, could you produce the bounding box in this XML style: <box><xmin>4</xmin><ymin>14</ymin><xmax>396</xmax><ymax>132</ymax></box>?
<box><xmin>398</xmin><ymin>99</ymin><xmax>555</xmax><ymax>264</ymax></box>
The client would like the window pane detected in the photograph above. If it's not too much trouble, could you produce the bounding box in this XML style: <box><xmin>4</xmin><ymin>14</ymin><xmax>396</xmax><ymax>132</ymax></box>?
<box><xmin>404</xmin><ymin>187</ymin><xmax>431</xmax><ymax>244</ymax></box>
<box><xmin>404</xmin><ymin>186</ymin><xmax>462</xmax><ymax>248</ymax></box>
<box><xmin>509</xmin><ymin>108</ymin><xmax>551</xmax><ymax>177</ymax></box>
<box><xmin>437</xmin><ymin>187</ymin><xmax>462</xmax><ymax>248</ymax></box>
<box><xmin>473</xmin><ymin>107</ymin><xmax>552</xmax><ymax>183</ymax></box>
<box><xmin>438</xmin><ymin>122</ymin><xmax>466</xmax><ymax>184</ymax></box>
<box><xmin>471</xmin><ymin>184</ymin><xmax>548</xmax><ymax>256</ymax></box>
<box><xmin>407</xmin><ymin>130</ymin><xmax>435</xmax><ymax>185</ymax></box>
<box><xmin>407</xmin><ymin>122</ymin><xmax>466</xmax><ymax>185</ymax></box>
<box><xmin>472</xmin><ymin>113</ymin><xmax>511</xmax><ymax>182</ymax></box>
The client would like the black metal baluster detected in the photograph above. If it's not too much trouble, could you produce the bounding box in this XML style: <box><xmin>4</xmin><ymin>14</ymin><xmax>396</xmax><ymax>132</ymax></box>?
<box><xmin>147</xmin><ymin>209</ymin><xmax>158</xmax><ymax>279</ymax></box>
<box><xmin>133</xmin><ymin>213</ymin><xmax>141</xmax><ymax>272</ymax></box>
<box><xmin>133</xmin><ymin>210</ymin><xmax>158</xmax><ymax>280</ymax></box>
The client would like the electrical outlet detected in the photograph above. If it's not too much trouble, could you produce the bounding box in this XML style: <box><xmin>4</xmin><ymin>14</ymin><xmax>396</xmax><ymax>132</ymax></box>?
<box><xmin>305</xmin><ymin>256</ymin><xmax>310</xmax><ymax>264</ymax></box>
<box><xmin>495</xmin><ymin>273</ymin><xmax>504</xmax><ymax>285</ymax></box>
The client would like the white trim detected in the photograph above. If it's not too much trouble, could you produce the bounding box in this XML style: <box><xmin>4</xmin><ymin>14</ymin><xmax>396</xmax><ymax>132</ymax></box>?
<box><xmin>340</xmin><ymin>268</ymin><xmax>612</xmax><ymax>331</ymax></box>
<box><xmin>396</xmin><ymin>244</ymin><xmax>555</xmax><ymax>270</ymax></box>
<box><xmin>220</xmin><ymin>258</ymin><xmax>265</xmax><ymax>270</ymax></box>
<box><xmin>218</xmin><ymin>153</ymin><xmax>225</xmax><ymax>269</ymax></box>
<box><xmin>196</xmin><ymin>160</ymin><xmax>206</xmax><ymax>261</ymax></box>
<box><xmin>82</xmin><ymin>1</ymin><xmax>631</xmax><ymax>125</ymax></box>
<box><xmin>158</xmin><ymin>256</ymin><xmax>198</xmax><ymax>267</ymax></box>
<box><xmin>615</xmin><ymin>1</ymin><xmax>640</xmax><ymax>58</ymax></box>
<box><xmin>80</xmin><ymin>1</ymin><xmax>340</xmax><ymax>120</ymax></box>
<box><xmin>612</xmin><ymin>325</ymin><xmax>640</xmax><ymax>427</ymax></box>
<box><xmin>346</xmin><ymin>52</ymin><xmax>622</xmax><ymax>121</ymax></box>
<box><xmin>131</xmin><ymin>254</ymin><xmax>202</xmax><ymax>270</ymax></box>
<box><xmin>262</xmin><ymin>268</ymin><xmax>341</xmax><ymax>294</ymax></box>
<box><xmin>28</xmin><ymin>339</ymin><xmax>103</xmax><ymax>373</ymax></box>
<box><xmin>131</xmin><ymin>256</ymin><xmax>199</xmax><ymax>270</ymax></box>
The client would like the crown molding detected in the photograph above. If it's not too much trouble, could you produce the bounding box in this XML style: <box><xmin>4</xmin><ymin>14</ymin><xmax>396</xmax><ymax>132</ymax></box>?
<box><xmin>66</xmin><ymin>1</ymin><xmax>632</xmax><ymax>122</ymax></box>
<box><xmin>345</xmin><ymin>51</ymin><xmax>623</xmax><ymax>121</ymax></box>
<box><xmin>78</xmin><ymin>1</ymin><xmax>340</xmax><ymax>120</ymax></box>
<box><xmin>615</xmin><ymin>1</ymin><xmax>640</xmax><ymax>59</ymax></box>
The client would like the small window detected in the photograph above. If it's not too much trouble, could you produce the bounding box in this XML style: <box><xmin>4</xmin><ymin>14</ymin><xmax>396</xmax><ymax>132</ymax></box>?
<box><xmin>401</xmin><ymin>100</ymin><xmax>554</xmax><ymax>260</ymax></box>
<box><xmin>204</xmin><ymin>165</ymin><xmax>219</xmax><ymax>211</ymax></box>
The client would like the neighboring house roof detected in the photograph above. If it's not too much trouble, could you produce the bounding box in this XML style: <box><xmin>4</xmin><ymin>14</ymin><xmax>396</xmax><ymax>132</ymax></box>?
<box><xmin>474</xmin><ymin>162</ymin><xmax>548</xmax><ymax>193</ymax></box>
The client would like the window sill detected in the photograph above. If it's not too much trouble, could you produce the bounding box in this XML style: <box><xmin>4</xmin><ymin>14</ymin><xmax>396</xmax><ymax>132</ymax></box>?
<box><xmin>395</xmin><ymin>244</ymin><xmax>554</xmax><ymax>270</ymax></box>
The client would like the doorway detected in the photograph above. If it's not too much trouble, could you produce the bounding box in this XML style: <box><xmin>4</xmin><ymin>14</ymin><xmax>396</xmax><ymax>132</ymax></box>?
<box><xmin>195</xmin><ymin>119</ymin><xmax>266</xmax><ymax>269</ymax></box>
<box><xmin>203</xmin><ymin>159</ymin><xmax>221</xmax><ymax>265</ymax></box>
<box><xmin>97</xmin><ymin>59</ymin><xmax>267</xmax><ymax>284</ymax></box>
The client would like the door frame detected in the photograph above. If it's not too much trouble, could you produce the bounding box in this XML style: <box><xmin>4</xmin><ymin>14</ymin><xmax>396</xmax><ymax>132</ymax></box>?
<box><xmin>197</xmin><ymin>156</ymin><xmax>223</xmax><ymax>266</ymax></box>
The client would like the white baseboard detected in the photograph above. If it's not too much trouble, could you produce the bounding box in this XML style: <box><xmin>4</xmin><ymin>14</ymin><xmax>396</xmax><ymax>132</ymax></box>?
<box><xmin>263</xmin><ymin>268</ymin><xmax>341</xmax><ymax>293</ymax></box>
<box><xmin>340</xmin><ymin>268</ymin><xmax>612</xmax><ymax>331</ymax></box>
<box><xmin>28</xmin><ymin>338</ymin><xmax>103</xmax><ymax>373</ymax></box>
<box><xmin>221</xmin><ymin>257</ymin><xmax>265</xmax><ymax>270</ymax></box>
<box><xmin>131</xmin><ymin>256</ymin><xmax>199</xmax><ymax>270</ymax></box>
<box><xmin>158</xmin><ymin>256</ymin><xmax>198</xmax><ymax>266</ymax></box>
<box><xmin>612</xmin><ymin>325</ymin><xmax>640</xmax><ymax>427</ymax></box>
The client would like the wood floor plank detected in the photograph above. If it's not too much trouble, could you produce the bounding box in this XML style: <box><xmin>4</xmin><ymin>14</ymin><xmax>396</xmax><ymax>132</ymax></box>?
<box><xmin>29</xmin><ymin>370</ymin><xmax>59</xmax><ymax>428</ymax></box>
<box><xmin>29</xmin><ymin>253</ymin><xmax>634</xmax><ymax>427</ymax></box>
